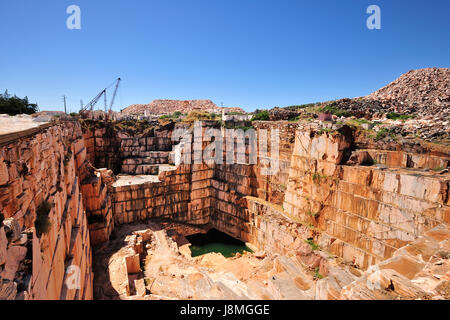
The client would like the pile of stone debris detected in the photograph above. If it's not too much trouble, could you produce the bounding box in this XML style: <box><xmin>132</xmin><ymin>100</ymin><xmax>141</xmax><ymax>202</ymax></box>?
<box><xmin>286</xmin><ymin>68</ymin><xmax>449</xmax><ymax>121</ymax></box>
<box><xmin>267</xmin><ymin>107</ymin><xmax>302</xmax><ymax>121</ymax></box>
<box><xmin>366</xmin><ymin>68</ymin><xmax>450</xmax><ymax>120</ymax></box>
<box><xmin>323</xmin><ymin>98</ymin><xmax>398</xmax><ymax>119</ymax></box>
<box><xmin>384</xmin><ymin>119</ymin><xmax>450</xmax><ymax>142</ymax></box>
<box><xmin>121</xmin><ymin>99</ymin><xmax>245</xmax><ymax>117</ymax></box>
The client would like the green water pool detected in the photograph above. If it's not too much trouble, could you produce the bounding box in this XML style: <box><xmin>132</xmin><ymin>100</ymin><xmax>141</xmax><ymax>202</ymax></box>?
<box><xmin>186</xmin><ymin>229</ymin><xmax>253</xmax><ymax>258</ymax></box>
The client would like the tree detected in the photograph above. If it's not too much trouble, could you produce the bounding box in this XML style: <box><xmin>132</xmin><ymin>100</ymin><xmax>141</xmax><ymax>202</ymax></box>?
<box><xmin>0</xmin><ymin>90</ymin><xmax>39</xmax><ymax>115</ymax></box>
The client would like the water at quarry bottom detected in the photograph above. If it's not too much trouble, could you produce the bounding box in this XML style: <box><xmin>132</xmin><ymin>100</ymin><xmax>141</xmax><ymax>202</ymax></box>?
<box><xmin>186</xmin><ymin>228</ymin><xmax>253</xmax><ymax>258</ymax></box>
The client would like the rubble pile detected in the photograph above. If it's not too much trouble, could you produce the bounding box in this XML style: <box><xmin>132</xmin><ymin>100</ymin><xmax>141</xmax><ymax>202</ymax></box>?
<box><xmin>384</xmin><ymin>119</ymin><xmax>450</xmax><ymax>142</ymax></box>
<box><xmin>121</xmin><ymin>99</ymin><xmax>245</xmax><ymax>117</ymax></box>
<box><xmin>323</xmin><ymin>98</ymin><xmax>400</xmax><ymax>119</ymax></box>
<box><xmin>292</xmin><ymin>68</ymin><xmax>450</xmax><ymax>122</ymax></box>
<box><xmin>267</xmin><ymin>107</ymin><xmax>303</xmax><ymax>121</ymax></box>
<box><xmin>366</xmin><ymin>68</ymin><xmax>450</xmax><ymax>120</ymax></box>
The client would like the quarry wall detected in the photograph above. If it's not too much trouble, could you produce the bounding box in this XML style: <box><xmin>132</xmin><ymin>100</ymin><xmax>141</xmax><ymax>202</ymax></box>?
<box><xmin>283</xmin><ymin>127</ymin><xmax>449</xmax><ymax>269</ymax></box>
<box><xmin>101</xmin><ymin>121</ymin><xmax>449</xmax><ymax>270</ymax></box>
<box><xmin>82</xmin><ymin>120</ymin><xmax>449</xmax><ymax>270</ymax></box>
<box><xmin>0</xmin><ymin>121</ymin><xmax>94</xmax><ymax>300</ymax></box>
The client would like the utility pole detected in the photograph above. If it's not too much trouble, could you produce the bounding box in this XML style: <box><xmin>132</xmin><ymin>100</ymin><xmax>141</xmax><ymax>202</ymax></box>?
<box><xmin>80</xmin><ymin>100</ymin><xmax>84</xmax><ymax>111</ymax></box>
<box><xmin>62</xmin><ymin>95</ymin><xmax>67</xmax><ymax>114</ymax></box>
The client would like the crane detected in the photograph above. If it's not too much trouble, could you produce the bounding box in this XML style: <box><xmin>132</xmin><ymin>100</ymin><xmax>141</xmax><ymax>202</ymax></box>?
<box><xmin>81</xmin><ymin>88</ymin><xmax>106</xmax><ymax>112</ymax></box>
<box><xmin>109</xmin><ymin>77</ymin><xmax>121</xmax><ymax>110</ymax></box>
<box><xmin>80</xmin><ymin>77</ymin><xmax>121</xmax><ymax>113</ymax></box>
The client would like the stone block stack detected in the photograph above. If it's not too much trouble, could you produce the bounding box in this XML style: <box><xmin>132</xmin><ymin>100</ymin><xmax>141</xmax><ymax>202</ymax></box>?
<box><xmin>112</xmin><ymin>164</ymin><xmax>193</xmax><ymax>224</ymax></box>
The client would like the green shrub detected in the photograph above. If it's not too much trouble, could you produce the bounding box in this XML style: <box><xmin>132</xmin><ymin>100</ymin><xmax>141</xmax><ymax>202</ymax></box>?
<box><xmin>182</xmin><ymin>111</ymin><xmax>217</xmax><ymax>123</ymax></box>
<box><xmin>286</xmin><ymin>103</ymin><xmax>318</xmax><ymax>110</ymax></box>
<box><xmin>314</xmin><ymin>267</ymin><xmax>324</xmax><ymax>279</ymax></box>
<box><xmin>36</xmin><ymin>201</ymin><xmax>52</xmax><ymax>216</ymax></box>
<box><xmin>320</xmin><ymin>103</ymin><xmax>350</xmax><ymax>117</ymax></box>
<box><xmin>159</xmin><ymin>111</ymin><xmax>183</xmax><ymax>120</ymax></box>
<box><xmin>251</xmin><ymin>110</ymin><xmax>270</xmax><ymax>121</ymax></box>
<box><xmin>375</xmin><ymin>128</ymin><xmax>390</xmax><ymax>141</ymax></box>
<box><xmin>305</xmin><ymin>239</ymin><xmax>319</xmax><ymax>251</ymax></box>
<box><xmin>312</xmin><ymin>173</ymin><xmax>321</xmax><ymax>184</ymax></box>
<box><xmin>35</xmin><ymin>201</ymin><xmax>52</xmax><ymax>237</ymax></box>
<box><xmin>353</xmin><ymin>118</ymin><xmax>372</xmax><ymax>124</ymax></box>
<box><xmin>386</xmin><ymin>112</ymin><xmax>413</xmax><ymax>121</ymax></box>
<box><xmin>35</xmin><ymin>215</ymin><xmax>51</xmax><ymax>237</ymax></box>
<box><xmin>307</xmin><ymin>211</ymin><xmax>318</xmax><ymax>218</ymax></box>
<box><xmin>312</xmin><ymin>173</ymin><xmax>328</xmax><ymax>184</ymax></box>
<box><xmin>226</xmin><ymin>111</ymin><xmax>245</xmax><ymax>115</ymax></box>
<box><xmin>307</xmin><ymin>223</ymin><xmax>316</xmax><ymax>230</ymax></box>
<box><xmin>288</xmin><ymin>115</ymin><xmax>300</xmax><ymax>122</ymax></box>
<box><xmin>318</xmin><ymin>128</ymin><xmax>333</xmax><ymax>135</ymax></box>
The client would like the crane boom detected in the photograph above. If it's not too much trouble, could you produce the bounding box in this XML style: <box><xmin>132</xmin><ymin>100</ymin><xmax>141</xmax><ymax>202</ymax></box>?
<box><xmin>104</xmin><ymin>90</ymin><xmax>107</xmax><ymax>112</ymax></box>
<box><xmin>109</xmin><ymin>77</ymin><xmax>121</xmax><ymax>111</ymax></box>
<box><xmin>81</xmin><ymin>89</ymin><xmax>106</xmax><ymax>111</ymax></box>
<box><xmin>80</xmin><ymin>77</ymin><xmax>122</xmax><ymax>113</ymax></box>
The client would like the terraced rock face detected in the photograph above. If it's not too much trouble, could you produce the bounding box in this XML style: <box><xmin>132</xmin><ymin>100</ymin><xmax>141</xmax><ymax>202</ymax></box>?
<box><xmin>1</xmin><ymin>114</ymin><xmax>449</xmax><ymax>300</ymax></box>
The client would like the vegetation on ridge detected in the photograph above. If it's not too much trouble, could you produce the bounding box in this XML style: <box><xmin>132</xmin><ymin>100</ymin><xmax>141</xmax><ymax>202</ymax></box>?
<box><xmin>0</xmin><ymin>90</ymin><xmax>38</xmax><ymax>115</ymax></box>
<box><xmin>320</xmin><ymin>102</ymin><xmax>350</xmax><ymax>118</ymax></box>
<box><xmin>386</xmin><ymin>112</ymin><xmax>414</xmax><ymax>121</ymax></box>
<box><xmin>250</xmin><ymin>110</ymin><xmax>270</xmax><ymax>121</ymax></box>
<box><xmin>182</xmin><ymin>111</ymin><xmax>221</xmax><ymax>123</ymax></box>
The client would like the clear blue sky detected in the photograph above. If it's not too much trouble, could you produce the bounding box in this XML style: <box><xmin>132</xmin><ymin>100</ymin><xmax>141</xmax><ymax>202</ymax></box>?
<box><xmin>0</xmin><ymin>0</ymin><xmax>449</xmax><ymax>112</ymax></box>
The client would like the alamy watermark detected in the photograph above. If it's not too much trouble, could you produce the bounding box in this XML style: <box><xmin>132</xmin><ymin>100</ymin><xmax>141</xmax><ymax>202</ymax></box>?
<box><xmin>66</xmin><ymin>5</ymin><xmax>81</xmax><ymax>30</ymax></box>
<box><xmin>366</xmin><ymin>5</ymin><xmax>381</xmax><ymax>30</ymax></box>
<box><xmin>65</xmin><ymin>265</ymin><xmax>81</xmax><ymax>290</ymax></box>
<box><xmin>65</xmin><ymin>5</ymin><xmax>381</xmax><ymax>31</ymax></box>
<box><xmin>172</xmin><ymin>121</ymin><xmax>279</xmax><ymax>176</ymax></box>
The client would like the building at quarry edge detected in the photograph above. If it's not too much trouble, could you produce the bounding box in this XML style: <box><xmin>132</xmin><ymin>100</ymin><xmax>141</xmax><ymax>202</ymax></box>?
<box><xmin>0</xmin><ymin>118</ymin><xmax>448</xmax><ymax>300</ymax></box>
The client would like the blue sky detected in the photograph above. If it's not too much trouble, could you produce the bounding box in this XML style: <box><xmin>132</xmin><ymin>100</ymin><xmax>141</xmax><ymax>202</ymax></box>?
<box><xmin>0</xmin><ymin>0</ymin><xmax>449</xmax><ymax>112</ymax></box>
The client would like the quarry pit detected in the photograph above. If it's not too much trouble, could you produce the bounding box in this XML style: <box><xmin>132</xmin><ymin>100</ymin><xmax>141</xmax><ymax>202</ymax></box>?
<box><xmin>0</xmin><ymin>109</ymin><xmax>449</xmax><ymax>300</ymax></box>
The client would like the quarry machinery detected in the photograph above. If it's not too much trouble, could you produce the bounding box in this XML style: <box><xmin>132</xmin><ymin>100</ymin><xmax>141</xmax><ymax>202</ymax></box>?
<box><xmin>79</xmin><ymin>77</ymin><xmax>121</xmax><ymax>119</ymax></box>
